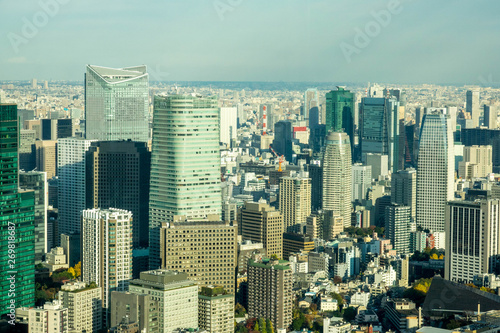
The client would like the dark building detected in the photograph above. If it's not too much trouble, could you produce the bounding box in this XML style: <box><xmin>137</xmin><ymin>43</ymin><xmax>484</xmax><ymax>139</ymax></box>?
<box><xmin>56</xmin><ymin>118</ymin><xmax>73</xmax><ymax>138</ymax></box>
<box><xmin>282</xmin><ymin>233</ymin><xmax>314</xmax><ymax>259</ymax></box>
<box><xmin>272</xmin><ymin>120</ymin><xmax>293</xmax><ymax>162</ymax></box>
<box><xmin>41</xmin><ymin>118</ymin><xmax>73</xmax><ymax>140</ymax></box>
<box><xmin>86</xmin><ymin>141</ymin><xmax>151</xmax><ymax>248</ymax></box>
<box><xmin>404</xmin><ymin>124</ymin><xmax>416</xmax><ymax>168</ymax></box>
<box><xmin>325</xmin><ymin>87</ymin><xmax>355</xmax><ymax>159</ymax></box>
<box><xmin>308</xmin><ymin>164</ymin><xmax>323</xmax><ymax>212</ymax></box>
<box><xmin>461</xmin><ymin>128</ymin><xmax>500</xmax><ymax>172</ymax></box>
<box><xmin>309</xmin><ymin>124</ymin><xmax>326</xmax><ymax>154</ymax></box>
<box><xmin>61</xmin><ymin>232</ymin><xmax>81</xmax><ymax>267</ymax></box>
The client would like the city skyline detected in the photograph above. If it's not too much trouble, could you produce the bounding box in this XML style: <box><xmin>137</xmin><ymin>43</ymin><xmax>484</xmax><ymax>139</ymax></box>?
<box><xmin>1</xmin><ymin>0</ymin><xmax>500</xmax><ymax>85</ymax></box>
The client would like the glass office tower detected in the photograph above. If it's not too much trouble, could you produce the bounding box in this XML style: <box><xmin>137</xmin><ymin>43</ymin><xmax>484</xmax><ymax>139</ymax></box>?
<box><xmin>85</xmin><ymin>65</ymin><xmax>149</xmax><ymax>142</ymax></box>
<box><xmin>325</xmin><ymin>87</ymin><xmax>355</xmax><ymax>156</ymax></box>
<box><xmin>0</xmin><ymin>104</ymin><xmax>35</xmax><ymax>315</ymax></box>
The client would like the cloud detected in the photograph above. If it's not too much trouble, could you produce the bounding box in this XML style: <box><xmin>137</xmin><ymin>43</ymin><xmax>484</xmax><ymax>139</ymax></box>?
<box><xmin>6</xmin><ymin>57</ymin><xmax>28</xmax><ymax>64</ymax></box>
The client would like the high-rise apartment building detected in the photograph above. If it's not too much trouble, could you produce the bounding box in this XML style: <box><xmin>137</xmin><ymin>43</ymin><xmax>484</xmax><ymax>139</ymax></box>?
<box><xmin>110</xmin><ymin>291</ymin><xmax>159</xmax><ymax>333</ymax></box>
<box><xmin>466</xmin><ymin>89</ymin><xmax>480</xmax><ymax>128</ymax></box>
<box><xmin>352</xmin><ymin>164</ymin><xmax>372</xmax><ymax>201</ymax></box>
<box><xmin>198</xmin><ymin>286</ymin><xmax>234</xmax><ymax>333</ymax></box>
<box><xmin>323</xmin><ymin>132</ymin><xmax>352</xmax><ymax>227</ymax></box>
<box><xmin>35</xmin><ymin>140</ymin><xmax>57</xmax><ymax>179</ymax></box>
<box><xmin>220</xmin><ymin>107</ymin><xmax>237</xmax><ymax>148</ymax></box>
<box><xmin>0</xmin><ymin>104</ymin><xmax>35</xmax><ymax>316</ymax></box>
<box><xmin>85</xmin><ymin>65</ymin><xmax>149</xmax><ymax>142</ymax></box>
<box><xmin>323</xmin><ymin>210</ymin><xmax>344</xmax><ymax>241</ymax></box>
<box><xmin>385</xmin><ymin>204</ymin><xmax>411</xmax><ymax>254</ymax></box>
<box><xmin>159</xmin><ymin>215</ymin><xmax>237</xmax><ymax>294</ymax></box>
<box><xmin>58</xmin><ymin>137</ymin><xmax>95</xmax><ymax>237</ymax></box>
<box><xmin>19</xmin><ymin>128</ymin><xmax>36</xmax><ymax>171</ymax></box>
<box><xmin>484</xmin><ymin>105</ymin><xmax>497</xmax><ymax>130</ymax></box>
<box><xmin>58</xmin><ymin>281</ymin><xmax>102</xmax><ymax>333</ymax></box>
<box><xmin>304</xmin><ymin>88</ymin><xmax>319</xmax><ymax>120</ymax></box>
<box><xmin>86</xmin><ymin>140</ymin><xmax>151</xmax><ymax>248</ymax></box>
<box><xmin>149</xmin><ymin>95</ymin><xmax>221</xmax><ymax>269</ymax></box>
<box><xmin>416</xmin><ymin>108</ymin><xmax>454</xmax><ymax>232</ymax></box>
<box><xmin>445</xmin><ymin>199</ymin><xmax>500</xmax><ymax>283</ymax></box>
<box><xmin>458</xmin><ymin>145</ymin><xmax>492</xmax><ymax>179</ymax></box>
<box><xmin>391</xmin><ymin>168</ymin><xmax>416</xmax><ymax>223</ymax></box>
<box><xmin>129</xmin><ymin>270</ymin><xmax>198</xmax><ymax>333</ymax></box>
<box><xmin>325</xmin><ymin>87</ymin><xmax>355</xmax><ymax>157</ymax></box>
<box><xmin>25</xmin><ymin>300</ymin><xmax>68</xmax><ymax>333</ymax></box>
<box><xmin>19</xmin><ymin>171</ymin><xmax>47</xmax><ymax>263</ymax></box>
<box><xmin>279</xmin><ymin>172</ymin><xmax>311</xmax><ymax>232</ymax></box>
<box><xmin>241</xmin><ymin>201</ymin><xmax>284</xmax><ymax>259</ymax></box>
<box><xmin>81</xmin><ymin>208</ymin><xmax>133</xmax><ymax>325</ymax></box>
<box><xmin>248</xmin><ymin>258</ymin><xmax>293</xmax><ymax>330</ymax></box>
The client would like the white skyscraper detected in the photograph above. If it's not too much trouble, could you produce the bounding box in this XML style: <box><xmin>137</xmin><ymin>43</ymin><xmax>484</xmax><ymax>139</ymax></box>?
<box><xmin>220</xmin><ymin>107</ymin><xmax>237</xmax><ymax>147</ymax></box>
<box><xmin>85</xmin><ymin>65</ymin><xmax>149</xmax><ymax>142</ymax></box>
<box><xmin>466</xmin><ymin>89</ymin><xmax>480</xmax><ymax>128</ymax></box>
<box><xmin>82</xmin><ymin>208</ymin><xmax>132</xmax><ymax>326</ymax></box>
<box><xmin>352</xmin><ymin>164</ymin><xmax>372</xmax><ymax>201</ymax></box>
<box><xmin>445</xmin><ymin>199</ymin><xmax>500</xmax><ymax>284</ymax></box>
<box><xmin>416</xmin><ymin>108</ymin><xmax>454</xmax><ymax>232</ymax></box>
<box><xmin>57</xmin><ymin>137</ymin><xmax>96</xmax><ymax>237</ymax></box>
<box><xmin>323</xmin><ymin>131</ymin><xmax>352</xmax><ymax>227</ymax></box>
<box><xmin>279</xmin><ymin>172</ymin><xmax>311</xmax><ymax>232</ymax></box>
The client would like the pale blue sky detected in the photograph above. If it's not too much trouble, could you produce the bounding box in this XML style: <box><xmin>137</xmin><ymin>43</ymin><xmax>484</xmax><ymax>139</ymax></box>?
<box><xmin>1</xmin><ymin>0</ymin><xmax>499</xmax><ymax>84</ymax></box>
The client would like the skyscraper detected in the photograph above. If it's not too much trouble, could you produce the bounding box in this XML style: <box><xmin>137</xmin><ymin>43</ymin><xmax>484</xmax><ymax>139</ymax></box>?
<box><xmin>57</xmin><ymin>137</ymin><xmax>95</xmax><ymax>237</ymax></box>
<box><xmin>385</xmin><ymin>204</ymin><xmax>411</xmax><ymax>254</ymax></box>
<box><xmin>416</xmin><ymin>108</ymin><xmax>454</xmax><ymax>232</ymax></box>
<box><xmin>220</xmin><ymin>107</ymin><xmax>237</xmax><ymax>147</ymax></box>
<box><xmin>272</xmin><ymin>120</ymin><xmax>293</xmax><ymax>162</ymax></box>
<box><xmin>85</xmin><ymin>65</ymin><xmax>149</xmax><ymax>142</ymax></box>
<box><xmin>35</xmin><ymin>140</ymin><xmax>57</xmax><ymax>179</ymax></box>
<box><xmin>391</xmin><ymin>168</ymin><xmax>416</xmax><ymax>223</ymax></box>
<box><xmin>359</xmin><ymin>97</ymin><xmax>401</xmax><ymax>172</ymax></box>
<box><xmin>484</xmin><ymin>105</ymin><xmax>497</xmax><ymax>129</ymax></box>
<box><xmin>325</xmin><ymin>87</ymin><xmax>355</xmax><ymax>156</ymax></box>
<box><xmin>81</xmin><ymin>208</ymin><xmax>133</xmax><ymax>326</ymax></box>
<box><xmin>0</xmin><ymin>104</ymin><xmax>35</xmax><ymax>316</ymax></box>
<box><xmin>352</xmin><ymin>164</ymin><xmax>372</xmax><ymax>201</ymax></box>
<box><xmin>322</xmin><ymin>132</ymin><xmax>352</xmax><ymax>227</ymax></box>
<box><xmin>19</xmin><ymin>171</ymin><xmax>47</xmax><ymax>263</ymax></box>
<box><xmin>308</xmin><ymin>163</ymin><xmax>323</xmax><ymax>212</ymax></box>
<box><xmin>279</xmin><ymin>172</ymin><xmax>311</xmax><ymax>232</ymax></box>
<box><xmin>149</xmin><ymin>94</ymin><xmax>221</xmax><ymax>268</ymax></box>
<box><xmin>466</xmin><ymin>89</ymin><xmax>480</xmax><ymax>128</ymax></box>
<box><xmin>86</xmin><ymin>141</ymin><xmax>151</xmax><ymax>248</ymax></box>
<box><xmin>304</xmin><ymin>88</ymin><xmax>319</xmax><ymax>120</ymax></box>
<box><xmin>458</xmin><ymin>145</ymin><xmax>492</xmax><ymax>179</ymax></box>
<box><xmin>445</xmin><ymin>199</ymin><xmax>500</xmax><ymax>283</ymax></box>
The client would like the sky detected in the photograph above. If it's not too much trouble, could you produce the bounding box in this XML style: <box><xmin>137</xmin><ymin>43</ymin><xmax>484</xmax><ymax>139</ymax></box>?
<box><xmin>0</xmin><ymin>0</ymin><xmax>499</xmax><ymax>85</ymax></box>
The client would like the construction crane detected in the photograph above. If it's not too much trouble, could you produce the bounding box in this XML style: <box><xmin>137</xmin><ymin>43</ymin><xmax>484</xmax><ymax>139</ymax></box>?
<box><xmin>269</xmin><ymin>145</ymin><xmax>285</xmax><ymax>172</ymax></box>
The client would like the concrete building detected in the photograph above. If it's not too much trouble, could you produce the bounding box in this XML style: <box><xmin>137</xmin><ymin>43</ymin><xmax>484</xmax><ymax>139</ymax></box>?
<box><xmin>458</xmin><ymin>145</ymin><xmax>493</xmax><ymax>179</ymax></box>
<box><xmin>484</xmin><ymin>105</ymin><xmax>497</xmax><ymax>129</ymax></box>
<box><xmin>466</xmin><ymin>89</ymin><xmax>480</xmax><ymax>128</ymax></box>
<box><xmin>417</xmin><ymin>108</ymin><xmax>454</xmax><ymax>232</ymax></box>
<box><xmin>82</xmin><ymin>208</ymin><xmax>133</xmax><ymax>325</ymax></box>
<box><xmin>279</xmin><ymin>172</ymin><xmax>311</xmax><ymax>232</ymax></box>
<box><xmin>85</xmin><ymin>65</ymin><xmax>149</xmax><ymax>142</ymax></box>
<box><xmin>59</xmin><ymin>280</ymin><xmax>102</xmax><ymax>333</ymax></box>
<box><xmin>241</xmin><ymin>201</ymin><xmax>284</xmax><ymax>259</ymax></box>
<box><xmin>220</xmin><ymin>107</ymin><xmax>237</xmax><ymax>148</ymax></box>
<box><xmin>391</xmin><ymin>168</ymin><xmax>416</xmax><ymax>223</ymax></box>
<box><xmin>149</xmin><ymin>95</ymin><xmax>221</xmax><ymax>269</ymax></box>
<box><xmin>283</xmin><ymin>233</ymin><xmax>315</xmax><ymax>259</ymax></box>
<box><xmin>445</xmin><ymin>199</ymin><xmax>500</xmax><ymax>284</ymax></box>
<box><xmin>385</xmin><ymin>204</ymin><xmax>412</xmax><ymax>254</ymax></box>
<box><xmin>110</xmin><ymin>291</ymin><xmax>159</xmax><ymax>333</ymax></box>
<box><xmin>352</xmin><ymin>164</ymin><xmax>372</xmax><ymax>201</ymax></box>
<box><xmin>60</xmin><ymin>232</ymin><xmax>80</xmax><ymax>267</ymax></box>
<box><xmin>308</xmin><ymin>252</ymin><xmax>330</xmax><ymax>273</ymax></box>
<box><xmin>248</xmin><ymin>258</ymin><xmax>293</xmax><ymax>330</ymax></box>
<box><xmin>384</xmin><ymin>298</ymin><xmax>422</xmax><ymax>332</ymax></box>
<box><xmin>323</xmin><ymin>210</ymin><xmax>344</xmax><ymax>241</ymax></box>
<box><xmin>26</xmin><ymin>300</ymin><xmax>69</xmax><ymax>333</ymax></box>
<box><xmin>42</xmin><ymin>247</ymin><xmax>68</xmax><ymax>273</ymax></box>
<box><xmin>35</xmin><ymin>140</ymin><xmax>57</xmax><ymax>179</ymax></box>
<box><xmin>366</xmin><ymin>153</ymin><xmax>388</xmax><ymax>179</ymax></box>
<box><xmin>198</xmin><ymin>286</ymin><xmax>234</xmax><ymax>333</ymax></box>
<box><xmin>323</xmin><ymin>318</ymin><xmax>351</xmax><ymax>333</ymax></box>
<box><xmin>159</xmin><ymin>215</ymin><xmax>237</xmax><ymax>294</ymax></box>
<box><xmin>129</xmin><ymin>270</ymin><xmax>198</xmax><ymax>333</ymax></box>
<box><xmin>323</xmin><ymin>132</ymin><xmax>352</xmax><ymax>227</ymax></box>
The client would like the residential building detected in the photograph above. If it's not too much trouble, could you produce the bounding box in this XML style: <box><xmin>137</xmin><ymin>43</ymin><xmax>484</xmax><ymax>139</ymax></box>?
<box><xmin>220</xmin><ymin>107</ymin><xmax>237</xmax><ymax>147</ymax></box>
<box><xmin>59</xmin><ymin>280</ymin><xmax>103</xmax><ymax>332</ymax></box>
<box><xmin>458</xmin><ymin>145</ymin><xmax>493</xmax><ymax>179</ymax></box>
<box><xmin>279</xmin><ymin>172</ymin><xmax>311</xmax><ymax>232</ymax></box>
<box><xmin>352</xmin><ymin>164</ymin><xmax>372</xmax><ymax>201</ymax></box>
<box><xmin>391</xmin><ymin>168</ymin><xmax>416</xmax><ymax>223</ymax></box>
<box><xmin>35</xmin><ymin>140</ymin><xmax>57</xmax><ymax>179</ymax></box>
<box><xmin>283</xmin><ymin>233</ymin><xmax>314</xmax><ymax>259</ymax></box>
<box><xmin>110</xmin><ymin>291</ymin><xmax>159</xmax><ymax>333</ymax></box>
<box><xmin>198</xmin><ymin>286</ymin><xmax>234</xmax><ymax>333</ymax></box>
<box><xmin>385</xmin><ymin>204</ymin><xmax>412</xmax><ymax>254</ymax></box>
<box><xmin>26</xmin><ymin>300</ymin><xmax>68</xmax><ymax>333</ymax></box>
<box><xmin>384</xmin><ymin>298</ymin><xmax>422</xmax><ymax>332</ymax></box>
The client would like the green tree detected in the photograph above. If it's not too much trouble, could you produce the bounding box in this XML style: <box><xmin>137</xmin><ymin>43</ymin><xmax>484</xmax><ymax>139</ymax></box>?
<box><xmin>343</xmin><ymin>307</ymin><xmax>357</xmax><ymax>322</ymax></box>
<box><xmin>259</xmin><ymin>318</ymin><xmax>266</xmax><ymax>332</ymax></box>
<box><xmin>329</xmin><ymin>292</ymin><xmax>344</xmax><ymax>310</ymax></box>
<box><xmin>266</xmin><ymin>318</ymin><xmax>274</xmax><ymax>333</ymax></box>
<box><xmin>254</xmin><ymin>321</ymin><xmax>259</xmax><ymax>332</ymax></box>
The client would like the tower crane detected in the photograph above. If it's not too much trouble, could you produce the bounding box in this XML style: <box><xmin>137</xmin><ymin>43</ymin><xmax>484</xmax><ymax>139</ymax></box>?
<box><xmin>269</xmin><ymin>145</ymin><xmax>285</xmax><ymax>172</ymax></box>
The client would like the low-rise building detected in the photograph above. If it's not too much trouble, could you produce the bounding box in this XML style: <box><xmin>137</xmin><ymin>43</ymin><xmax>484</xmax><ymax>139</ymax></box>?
<box><xmin>198</xmin><ymin>286</ymin><xmax>234</xmax><ymax>333</ymax></box>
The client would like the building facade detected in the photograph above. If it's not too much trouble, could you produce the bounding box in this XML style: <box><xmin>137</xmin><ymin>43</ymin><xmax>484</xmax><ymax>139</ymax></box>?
<box><xmin>198</xmin><ymin>286</ymin><xmax>234</xmax><ymax>333</ymax></box>
<box><xmin>279</xmin><ymin>173</ymin><xmax>311</xmax><ymax>232</ymax></box>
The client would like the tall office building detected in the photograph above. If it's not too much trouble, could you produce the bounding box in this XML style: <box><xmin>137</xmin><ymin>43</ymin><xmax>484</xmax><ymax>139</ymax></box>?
<box><xmin>308</xmin><ymin>163</ymin><xmax>323</xmax><ymax>212</ymax></box>
<box><xmin>198</xmin><ymin>286</ymin><xmax>234</xmax><ymax>333</ymax></box>
<box><xmin>385</xmin><ymin>204</ymin><xmax>411</xmax><ymax>254</ymax></box>
<box><xmin>58</xmin><ymin>281</ymin><xmax>102</xmax><ymax>333</ymax></box>
<box><xmin>85</xmin><ymin>65</ymin><xmax>149</xmax><ymax>142</ymax></box>
<box><xmin>129</xmin><ymin>270</ymin><xmax>198</xmax><ymax>333</ymax></box>
<box><xmin>0</xmin><ymin>104</ymin><xmax>35</xmax><ymax>316</ymax></box>
<box><xmin>322</xmin><ymin>132</ymin><xmax>352</xmax><ymax>227</ymax></box>
<box><xmin>272</xmin><ymin>120</ymin><xmax>294</xmax><ymax>161</ymax></box>
<box><xmin>19</xmin><ymin>129</ymin><xmax>36</xmax><ymax>171</ymax></box>
<box><xmin>41</xmin><ymin>118</ymin><xmax>73</xmax><ymax>140</ymax></box>
<box><xmin>110</xmin><ymin>291</ymin><xmax>158</xmax><ymax>333</ymax></box>
<box><xmin>248</xmin><ymin>258</ymin><xmax>293</xmax><ymax>330</ymax></box>
<box><xmin>149</xmin><ymin>95</ymin><xmax>221</xmax><ymax>269</ymax></box>
<box><xmin>416</xmin><ymin>108</ymin><xmax>454</xmax><ymax>232</ymax></box>
<box><xmin>359</xmin><ymin>97</ymin><xmax>401</xmax><ymax>172</ymax></box>
<box><xmin>241</xmin><ymin>201</ymin><xmax>284</xmax><ymax>259</ymax></box>
<box><xmin>484</xmin><ymin>105</ymin><xmax>497</xmax><ymax>129</ymax></box>
<box><xmin>279</xmin><ymin>172</ymin><xmax>311</xmax><ymax>232</ymax></box>
<box><xmin>86</xmin><ymin>141</ymin><xmax>151</xmax><ymax>248</ymax></box>
<box><xmin>466</xmin><ymin>89</ymin><xmax>480</xmax><ymax>128</ymax></box>
<box><xmin>458</xmin><ymin>145</ymin><xmax>492</xmax><ymax>179</ymax></box>
<box><xmin>445</xmin><ymin>199</ymin><xmax>500</xmax><ymax>283</ymax></box>
<box><xmin>220</xmin><ymin>107</ymin><xmax>237</xmax><ymax>147</ymax></box>
<box><xmin>159</xmin><ymin>216</ymin><xmax>237</xmax><ymax>294</ymax></box>
<box><xmin>35</xmin><ymin>140</ymin><xmax>57</xmax><ymax>179</ymax></box>
<box><xmin>352</xmin><ymin>164</ymin><xmax>372</xmax><ymax>201</ymax></box>
<box><xmin>304</xmin><ymin>88</ymin><xmax>319</xmax><ymax>120</ymax></box>
<box><xmin>391</xmin><ymin>168</ymin><xmax>416</xmax><ymax>223</ymax></box>
<box><xmin>325</xmin><ymin>87</ymin><xmax>355</xmax><ymax>157</ymax></box>
<box><xmin>81</xmin><ymin>208</ymin><xmax>133</xmax><ymax>325</ymax></box>
<box><xmin>58</xmin><ymin>138</ymin><xmax>95</xmax><ymax>237</ymax></box>
<box><xmin>19</xmin><ymin>171</ymin><xmax>47</xmax><ymax>263</ymax></box>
